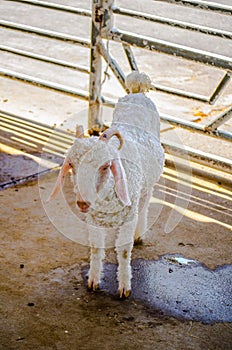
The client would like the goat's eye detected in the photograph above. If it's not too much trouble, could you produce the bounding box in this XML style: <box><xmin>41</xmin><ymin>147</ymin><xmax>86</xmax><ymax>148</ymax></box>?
<box><xmin>102</xmin><ymin>133</ymin><xmax>107</xmax><ymax>139</ymax></box>
<box><xmin>102</xmin><ymin>164</ymin><xmax>110</xmax><ymax>171</ymax></box>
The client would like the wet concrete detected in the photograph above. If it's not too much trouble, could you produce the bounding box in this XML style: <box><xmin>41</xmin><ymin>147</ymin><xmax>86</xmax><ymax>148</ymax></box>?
<box><xmin>83</xmin><ymin>255</ymin><xmax>232</xmax><ymax>324</ymax></box>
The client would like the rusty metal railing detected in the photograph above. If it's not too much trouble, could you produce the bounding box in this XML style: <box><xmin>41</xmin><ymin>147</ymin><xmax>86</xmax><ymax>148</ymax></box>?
<box><xmin>87</xmin><ymin>0</ymin><xmax>232</xmax><ymax>173</ymax></box>
<box><xmin>0</xmin><ymin>0</ymin><xmax>232</xmax><ymax>173</ymax></box>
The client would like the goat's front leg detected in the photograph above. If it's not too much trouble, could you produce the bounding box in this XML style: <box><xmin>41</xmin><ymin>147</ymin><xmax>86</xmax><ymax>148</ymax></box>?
<box><xmin>88</xmin><ymin>227</ymin><xmax>106</xmax><ymax>291</ymax></box>
<box><xmin>116</xmin><ymin>217</ymin><xmax>137</xmax><ymax>298</ymax></box>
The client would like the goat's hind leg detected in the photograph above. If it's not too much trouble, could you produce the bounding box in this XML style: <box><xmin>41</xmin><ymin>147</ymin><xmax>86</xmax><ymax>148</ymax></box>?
<box><xmin>134</xmin><ymin>188</ymin><xmax>152</xmax><ymax>245</ymax></box>
<box><xmin>88</xmin><ymin>227</ymin><xmax>106</xmax><ymax>291</ymax></box>
<box><xmin>116</xmin><ymin>218</ymin><xmax>137</xmax><ymax>298</ymax></box>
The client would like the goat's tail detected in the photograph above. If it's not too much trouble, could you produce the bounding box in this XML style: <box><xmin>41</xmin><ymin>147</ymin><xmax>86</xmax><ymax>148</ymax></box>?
<box><xmin>125</xmin><ymin>71</ymin><xmax>151</xmax><ymax>94</ymax></box>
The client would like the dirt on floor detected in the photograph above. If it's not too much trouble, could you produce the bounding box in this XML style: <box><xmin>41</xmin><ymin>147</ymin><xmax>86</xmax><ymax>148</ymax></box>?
<box><xmin>0</xmin><ymin>168</ymin><xmax>232</xmax><ymax>350</ymax></box>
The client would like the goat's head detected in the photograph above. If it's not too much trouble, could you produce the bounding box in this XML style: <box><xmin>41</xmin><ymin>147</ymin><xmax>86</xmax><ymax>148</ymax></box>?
<box><xmin>48</xmin><ymin>125</ymin><xmax>131</xmax><ymax>212</ymax></box>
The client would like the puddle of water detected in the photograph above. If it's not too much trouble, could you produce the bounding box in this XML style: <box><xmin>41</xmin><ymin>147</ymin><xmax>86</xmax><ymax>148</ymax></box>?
<box><xmin>83</xmin><ymin>255</ymin><xmax>232</xmax><ymax>324</ymax></box>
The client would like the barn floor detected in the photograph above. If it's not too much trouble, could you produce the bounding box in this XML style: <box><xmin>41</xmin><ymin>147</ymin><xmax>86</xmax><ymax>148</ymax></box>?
<box><xmin>1</xmin><ymin>0</ymin><xmax>232</xmax><ymax>348</ymax></box>
<box><xmin>0</xmin><ymin>165</ymin><xmax>231</xmax><ymax>350</ymax></box>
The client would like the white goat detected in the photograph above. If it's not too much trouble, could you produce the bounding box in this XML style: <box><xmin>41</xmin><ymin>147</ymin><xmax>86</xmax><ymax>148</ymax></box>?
<box><xmin>49</xmin><ymin>72</ymin><xmax>164</xmax><ymax>298</ymax></box>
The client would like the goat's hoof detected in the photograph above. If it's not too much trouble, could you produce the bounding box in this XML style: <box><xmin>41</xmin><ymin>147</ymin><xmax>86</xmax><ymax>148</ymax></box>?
<box><xmin>93</xmin><ymin>283</ymin><xmax>99</xmax><ymax>291</ymax></box>
<box><xmin>87</xmin><ymin>280</ymin><xmax>99</xmax><ymax>291</ymax></box>
<box><xmin>134</xmin><ymin>237</ymin><xmax>143</xmax><ymax>246</ymax></box>
<box><xmin>119</xmin><ymin>288</ymin><xmax>131</xmax><ymax>299</ymax></box>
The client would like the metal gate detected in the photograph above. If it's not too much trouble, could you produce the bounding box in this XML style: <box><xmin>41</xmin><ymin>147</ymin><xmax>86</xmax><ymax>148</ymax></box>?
<box><xmin>0</xmin><ymin>0</ymin><xmax>232</xmax><ymax>174</ymax></box>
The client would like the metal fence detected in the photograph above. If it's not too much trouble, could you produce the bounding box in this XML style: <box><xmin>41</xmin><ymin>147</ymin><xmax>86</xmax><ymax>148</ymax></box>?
<box><xmin>0</xmin><ymin>0</ymin><xmax>232</xmax><ymax>173</ymax></box>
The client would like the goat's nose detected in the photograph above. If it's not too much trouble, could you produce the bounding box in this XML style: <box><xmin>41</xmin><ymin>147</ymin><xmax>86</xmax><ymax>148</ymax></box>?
<box><xmin>76</xmin><ymin>200</ymin><xmax>90</xmax><ymax>213</ymax></box>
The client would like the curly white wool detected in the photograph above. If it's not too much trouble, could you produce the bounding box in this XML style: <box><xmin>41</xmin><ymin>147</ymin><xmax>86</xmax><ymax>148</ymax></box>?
<box><xmin>125</xmin><ymin>71</ymin><xmax>152</xmax><ymax>93</ymax></box>
<box><xmin>50</xmin><ymin>72</ymin><xmax>164</xmax><ymax>298</ymax></box>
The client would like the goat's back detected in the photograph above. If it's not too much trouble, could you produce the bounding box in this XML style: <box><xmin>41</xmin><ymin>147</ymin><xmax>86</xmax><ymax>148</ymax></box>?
<box><xmin>112</xmin><ymin>93</ymin><xmax>160</xmax><ymax>139</ymax></box>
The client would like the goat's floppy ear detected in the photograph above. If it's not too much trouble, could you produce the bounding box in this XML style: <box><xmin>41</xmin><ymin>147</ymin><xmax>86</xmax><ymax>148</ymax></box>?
<box><xmin>47</xmin><ymin>159</ymin><xmax>73</xmax><ymax>201</ymax></box>
<box><xmin>110</xmin><ymin>159</ymin><xmax>131</xmax><ymax>206</ymax></box>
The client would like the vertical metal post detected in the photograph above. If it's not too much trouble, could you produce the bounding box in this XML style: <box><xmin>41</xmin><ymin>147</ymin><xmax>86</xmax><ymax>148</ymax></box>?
<box><xmin>88</xmin><ymin>0</ymin><xmax>102</xmax><ymax>131</ymax></box>
<box><xmin>88</xmin><ymin>0</ymin><xmax>113</xmax><ymax>132</ymax></box>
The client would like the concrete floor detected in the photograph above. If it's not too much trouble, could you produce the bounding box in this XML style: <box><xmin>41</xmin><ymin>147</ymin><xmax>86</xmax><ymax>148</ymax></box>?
<box><xmin>0</xmin><ymin>1</ymin><xmax>232</xmax><ymax>349</ymax></box>
<box><xmin>0</xmin><ymin>170</ymin><xmax>232</xmax><ymax>350</ymax></box>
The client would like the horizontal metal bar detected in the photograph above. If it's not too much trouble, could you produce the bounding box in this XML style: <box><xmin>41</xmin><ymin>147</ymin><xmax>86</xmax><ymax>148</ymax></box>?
<box><xmin>209</xmin><ymin>72</ymin><xmax>231</xmax><ymax>104</ymax></box>
<box><xmin>0</xmin><ymin>45</ymin><xmax>90</xmax><ymax>74</ymax></box>
<box><xmin>96</xmin><ymin>95</ymin><xmax>232</xmax><ymax>142</ymax></box>
<box><xmin>215</xmin><ymin>129</ymin><xmax>232</xmax><ymax>141</ymax></box>
<box><xmin>163</xmin><ymin>139</ymin><xmax>232</xmax><ymax>173</ymax></box>
<box><xmin>9</xmin><ymin>0</ymin><xmax>232</xmax><ymax>39</ymax></box>
<box><xmin>0</xmin><ymin>20</ymin><xmax>90</xmax><ymax>47</ymax></box>
<box><xmin>122</xmin><ymin>44</ymin><xmax>208</xmax><ymax>101</ymax></box>
<box><xmin>0</xmin><ymin>68</ymin><xmax>89</xmax><ymax>99</ymax></box>
<box><xmin>150</xmin><ymin>83</ymin><xmax>209</xmax><ymax>102</ymax></box>
<box><xmin>6</xmin><ymin>0</ymin><xmax>92</xmax><ymax>17</ymax></box>
<box><xmin>161</xmin><ymin>112</ymin><xmax>232</xmax><ymax>142</ymax></box>
<box><xmin>113</xmin><ymin>6</ymin><xmax>232</xmax><ymax>39</ymax></box>
<box><xmin>109</xmin><ymin>28</ymin><xmax>232</xmax><ymax>70</ymax></box>
<box><xmin>99</xmin><ymin>96</ymin><xmax>232</xmax><ymax>142</ymax></box>
<box><xmin>205</xmin><ymin>107</ymin><xmax>232</xmax><ymax>132</ymax></box>
<box><xmin>98</xmin><ymin>95</ymin><xmax>116</xmax><ymax>108</ymax></box>
<box><xmin>122</xmin><ymin>46</ymin><xmax>209</xmax><ymax>101</ymax></box>
<box><xmin>161</xmin><ymin>113</ymin><xmax>205</xmax><ymax>132</ymax></box>
<box><xmin>157</xmin><ymin>0</ymin><xmax>232</xmax><ymax>15</ymax></box>
<box><xmin>1</xmin><ymin>69</ymin><xmax>231</xmax><ymax>143</ymax></box>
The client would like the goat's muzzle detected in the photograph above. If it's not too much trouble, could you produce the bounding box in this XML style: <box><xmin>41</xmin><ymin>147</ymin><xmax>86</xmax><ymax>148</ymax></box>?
<box><xmin>76</xmin><ymin>200</ymin><xmax>90</xmax><ymax>213</ymax></box>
